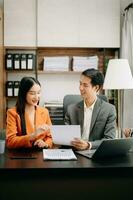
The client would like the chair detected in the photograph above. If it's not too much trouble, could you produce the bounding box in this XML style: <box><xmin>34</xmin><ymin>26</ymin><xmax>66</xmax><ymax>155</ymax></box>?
<box><xmin>63</xmin><ymin>94</ymin><xmax>108</xmax><ymax>118</ymax></box>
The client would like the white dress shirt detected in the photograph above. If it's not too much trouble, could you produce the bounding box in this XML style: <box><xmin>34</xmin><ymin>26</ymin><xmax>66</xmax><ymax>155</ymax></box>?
<box><xmin>82</xmin><ymin>98</ymin><xmax>97</xmax><ymax>141</ymax></box>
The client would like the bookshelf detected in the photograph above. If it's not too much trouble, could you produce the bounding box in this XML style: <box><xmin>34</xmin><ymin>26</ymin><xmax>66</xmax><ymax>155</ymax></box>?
<box><xmin>3</xmin><ymin>46</ymin><xmax>119</xmax><ymax>127</ymax></box>
<box><xmin>37</xmin><ymin>47</ymin><xmax>119</xmax><ymax>75</ymax></box>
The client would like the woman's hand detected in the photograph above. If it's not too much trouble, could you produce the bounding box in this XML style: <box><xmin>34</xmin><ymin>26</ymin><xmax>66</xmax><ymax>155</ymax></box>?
<box><xmin>34</xmin><ymin>139</ymin><xmax>48</xmax><ymax>148</ymax></box>
<box><xmin>36</xmin><ymin>124</ymin><xmax>50</xmax><ymax>135</ymax></box>
<box><xmin>71</xmin><ymin>138</ymin><xmax>90</xmax><ymax>150</ymax></box>
<box><xmin>123</xmin><ymin>128</ymin><xmax>132</xmax><ymax>138</ymax></box>
<box><xmin>30</xmin><ymin>125</ymin><xmax>50</xmax><ymax>141</ymax></box>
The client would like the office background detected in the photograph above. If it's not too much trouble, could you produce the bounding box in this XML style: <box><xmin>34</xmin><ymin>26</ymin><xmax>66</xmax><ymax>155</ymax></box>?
<box><xmin>0</xmin><ymin>0</ymin><xmax>133</xmax><ymax>128</ymax></box>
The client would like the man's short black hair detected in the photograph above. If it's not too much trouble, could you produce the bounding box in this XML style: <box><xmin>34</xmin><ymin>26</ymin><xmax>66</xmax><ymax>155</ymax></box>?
<box><xmin>82</xmin><ymin>68</ymin><xmax>104</xmax><ymax>87</ymax></box>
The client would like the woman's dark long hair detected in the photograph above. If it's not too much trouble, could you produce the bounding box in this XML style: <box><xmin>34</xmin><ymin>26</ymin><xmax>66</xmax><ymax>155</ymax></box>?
<box><xmin>16</xmin><ymin>77</ymin><xmax>41</xmax><ymax>135</ymax></box>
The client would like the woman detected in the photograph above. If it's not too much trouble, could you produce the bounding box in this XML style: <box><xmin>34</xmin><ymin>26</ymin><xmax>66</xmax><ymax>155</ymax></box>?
<box><xmin>6</xmin><ymin>77</ymin><xmax>53</xmax><ymax>149</ymax></box>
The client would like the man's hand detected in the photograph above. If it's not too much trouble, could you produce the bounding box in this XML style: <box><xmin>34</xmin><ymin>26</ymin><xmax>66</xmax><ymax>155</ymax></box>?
<box><xmin>71</xmin><ymin>138</ymin><xmax>91</xmax><ymax>150</ymax></box>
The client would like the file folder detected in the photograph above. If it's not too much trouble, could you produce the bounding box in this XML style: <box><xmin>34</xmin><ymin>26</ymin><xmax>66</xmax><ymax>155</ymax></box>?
<box><xmin>14</xmin><ymin>81</ymin><xmax>20</xmax><ymax>97</ymax></box>
<box><xmin>6</xmin><ymin>53</ymin><xmax>13</xmax><ymax>70</ymax></box>
<box><xmin>20</xmin><ymin>54</ymin><xmax>27</xmax><ymax>70</ymax></box>
<box><xmin>27</xmin><ymin>54</ymin><xmax>34</xmax><ymax>70</ymax></box>
<box><xmin>6</xmin><ymin>81</ymin><xmax>14</xmax><ymax>97</ymax></box>
<box><xmin>14</xmin><ymin>54</ymin><xmax>21</xmax><ymax>70</ymax></box>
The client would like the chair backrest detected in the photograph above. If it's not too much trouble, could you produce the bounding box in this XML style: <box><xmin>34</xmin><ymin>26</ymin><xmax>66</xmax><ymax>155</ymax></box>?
<box><xmin>63</xmin><ymin>94</ymin><xmax>82</xmax><ymax>117</ymax></box>
<box><xmin>63</xmin><ymin>94</ymin><xmax>108</xmax><ymax>118</ymax></box>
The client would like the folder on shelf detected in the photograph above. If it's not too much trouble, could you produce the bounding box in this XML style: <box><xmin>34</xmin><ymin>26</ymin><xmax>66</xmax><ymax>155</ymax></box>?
<box><xmin>14</xmin><ymin>81</ymin><xmax>20</xmax><ymax>97</ymax></box>
<box><xmin>6</xmin><ymin>53</ymin><xmax>13</xmax><ymax>70</ymax></box>
<box><xmin>27</xmin><ymin>54</ymin><xmax>34</xmax><ymax>70</ymax></box>
<box><xmin>43</xmin><ymin>56</ymin><xmax>69</xmax><ymax>71</ymax></box>
<box><xmin>72</xmin><ymin>55</ymin><xmax>98</xmax><ymax>71</ymax></box>
<box><xmin>20</xmin><ymin>54</ymin><xmax>27</xmax><ymax>70</ymax></box>
<box><xmin>13</xmin><ymin>54</ymin><xmax>21</xmax><ymax>70</ymax></box>
<box><xmin>6</xmin><ymin>81</ymin><xmax>14</xmax><ymax>97</ymax></box>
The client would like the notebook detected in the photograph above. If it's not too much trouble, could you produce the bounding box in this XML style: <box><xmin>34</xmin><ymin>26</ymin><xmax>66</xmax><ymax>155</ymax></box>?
<box><xmin>50</xmin><ymin>125</ymin><xmax>81</xmax><ymax>146</ymax></box>
<box><xmin>77</xmin><ymin>138</ymin><xmax>133</xmax><ymax>159</ymax></box>
<box><xmin>43</xmin><ymin>149</ymin><xmax>77</xmax><ymax>160</ymax></box>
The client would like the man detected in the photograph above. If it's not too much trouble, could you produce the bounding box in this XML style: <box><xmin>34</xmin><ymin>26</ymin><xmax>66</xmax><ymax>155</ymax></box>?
<box><xmin>65</xmin><ymin>68</ymin><xmax>116</xmax><ymax>150</ymax></box>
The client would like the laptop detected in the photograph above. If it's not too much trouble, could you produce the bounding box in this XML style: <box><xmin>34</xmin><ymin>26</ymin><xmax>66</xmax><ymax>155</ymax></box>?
<box><xmin>77</xmin><ymin>138</ymin><xmax>133</xmax><ymax>159</ymax></box>
<box><xmin>50</xmin><ymin>125</ymin><xmax>81</xmax><ymax>146</ymax></box>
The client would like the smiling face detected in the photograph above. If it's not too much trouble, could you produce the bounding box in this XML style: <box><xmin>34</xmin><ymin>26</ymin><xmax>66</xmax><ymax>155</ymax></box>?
<box><xmin>26</xmin><ymin>83</ymin><xmax>41</xmax><ymax>106</ymax></box>
<box><xmin>79</xmin><ymin>74</ymin><xmax>99</xmax><ymax>101</ymax></box>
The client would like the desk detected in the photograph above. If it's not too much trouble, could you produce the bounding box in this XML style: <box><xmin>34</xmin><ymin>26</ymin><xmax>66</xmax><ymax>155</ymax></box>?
<box><xmin>0</xmin><ymin>150</ymin><xmax>133</xmax><ymax>200</ymax></box>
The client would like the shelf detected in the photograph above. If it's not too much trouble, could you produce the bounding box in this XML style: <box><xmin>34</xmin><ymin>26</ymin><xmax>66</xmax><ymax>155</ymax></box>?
<box><xmin>6</xmin><ymin>97</ymin><xmax>17</xmax><ymax>100</ymax></box>
<box><xmin>6</xmin><ymin>70</ymin><xmax>35</xmax><ymax>73</ymax></box>
<box><xmin>37</xmin><ymin>70</ymin><xmax>81</xmax><ymax>74</ymax></box>
<box><xmin>4</xmin><ymin>46</ymin><xmax>37</xmax><ymax>50</ymax></box>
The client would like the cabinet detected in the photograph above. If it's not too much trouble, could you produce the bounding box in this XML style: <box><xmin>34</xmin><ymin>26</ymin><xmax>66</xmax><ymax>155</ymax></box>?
<box><xmin>4</xmin><ymin>0</ymin><xmax>36</xmax><ymax>46</ymax></box>
<box><xmin>4</xmin><ymin>0</ymin><xmax>120</xmax><ymax>48</ymax></box>
<box><xmin>37</xmin><ymin>0</ymin><xmax>120</xmax><ymax>47</ymax></box>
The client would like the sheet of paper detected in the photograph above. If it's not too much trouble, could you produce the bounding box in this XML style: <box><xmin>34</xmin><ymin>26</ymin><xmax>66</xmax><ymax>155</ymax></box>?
<box><xmin>51</xmin><ymin>125</ymin><xmax>81</xmax><ymax>146</ymax></box>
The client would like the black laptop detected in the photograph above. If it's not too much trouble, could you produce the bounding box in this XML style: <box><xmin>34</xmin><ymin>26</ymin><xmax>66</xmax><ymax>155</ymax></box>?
<box><xmin>77</xmin><ymin>138</ymin><xmax>133</xmax><ymax>159</ymax></box>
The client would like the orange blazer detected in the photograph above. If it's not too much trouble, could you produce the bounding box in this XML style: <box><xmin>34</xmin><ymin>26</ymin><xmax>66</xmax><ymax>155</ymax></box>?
<box><xmin>6</xmin><ymin>106</ymin><xmax>53</xmax><ymax>149</ymax></box>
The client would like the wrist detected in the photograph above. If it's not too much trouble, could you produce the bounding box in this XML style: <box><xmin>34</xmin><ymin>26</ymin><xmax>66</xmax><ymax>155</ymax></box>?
<box><xmin>88</xmin><ymin>142</ymin><xmax>92</xmax><ymax>149</ymax></box>
<box><xmin>86</xmin><ymin>142</ymin><xmax>92</xmax><ymax>150</ymax></box>
<box><xmin>30</xmin><ymin>133</ymin><xmax>36</xmax><ymax>141</ymax></box>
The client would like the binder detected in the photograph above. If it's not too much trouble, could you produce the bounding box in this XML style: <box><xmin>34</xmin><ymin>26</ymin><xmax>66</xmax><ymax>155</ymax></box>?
<box><xmin>13</xmin><ymin>54</ymin><xmax>21</xmax><ymax>70</ymax></box>
<box><xmin>27</xmin><ymin>54</ymin><xmax>34</xmax><ymax>70</ymax></box>
<box><xmin>6</xmin><ymin>81</ymin><xmax>14</xmax><ymax>97</ymax></box>
<box><xmin>6</xmin><ymin>53</ymin><xmax>13</xmax><ymax>70</ymax></box>
<box><xmin>20</xmin><ymin>54</ymin><xmax>27</xmax><ymax>70</ymax></box>
<box><xmin>13</xmin><ymin>81</ymin><xmax>20</xmax><ymax>97</ymax></box>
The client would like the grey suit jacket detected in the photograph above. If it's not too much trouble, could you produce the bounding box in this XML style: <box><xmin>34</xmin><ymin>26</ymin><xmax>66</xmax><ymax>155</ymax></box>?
<box><xmin>65</xmin><ymin>97</ymin><xmax>116</xmax><ymax>149</ymax></box>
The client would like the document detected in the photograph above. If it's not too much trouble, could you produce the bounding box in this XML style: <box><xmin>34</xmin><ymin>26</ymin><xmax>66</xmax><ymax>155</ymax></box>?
<box><xmin>51</xmin><ymin>125</ymin><xmax>81</xmax><ymax>146</ymax></box>
<box><xmin>72</xmin><ymin>55</ymin><xmax>98</xmax><ymax>71</ymax></box>
<box><xmin>43</xmin><ymin>56</ymin><xmax>69</xmax><ymax>71</ymax></box>
<box><xmin>43</xmin><ymin>149</ymin><xmax>77</xmax><ymax>160</ymax></box>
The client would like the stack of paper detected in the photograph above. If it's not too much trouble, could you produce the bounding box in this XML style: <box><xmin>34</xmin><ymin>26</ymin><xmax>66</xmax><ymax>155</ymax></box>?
<box><xmin>44</xmin><ymin>101</ymin><xmax>63</xmax><ymax>123</ymax></box>
<box><xmin>43</xmin><ymin>56</ymin><xmax>70</xmax><ymax>71</ymax></box>
<box><xmin>43</xmin><ymin>149</ymin><xmax>77</xmax><ymax>160</ymax></box>
<box><xmin>44</xmin><ymin>100</ymin><xmax>63</xmax><ymax>107</ymax></box>
<box><xmin>72</xmin><ymin>55</ymin><xmax>98</xmax><ymax>71</ymax></box>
